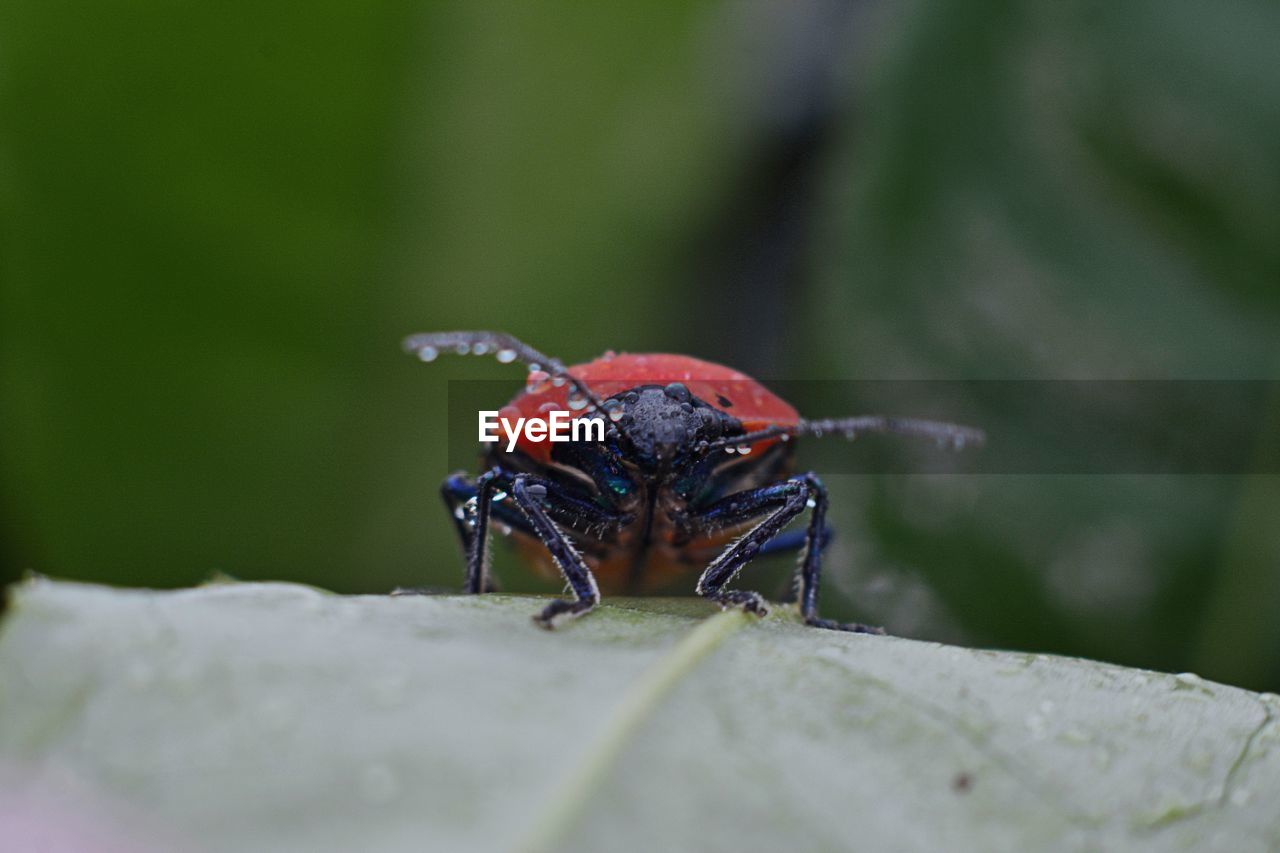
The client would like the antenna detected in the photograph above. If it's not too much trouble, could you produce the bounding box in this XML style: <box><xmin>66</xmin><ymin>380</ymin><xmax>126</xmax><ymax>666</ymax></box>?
<box><xmin>402</xmin><ymin>331</ymin><xmax>606</xmax><ymax>416</ymax></box>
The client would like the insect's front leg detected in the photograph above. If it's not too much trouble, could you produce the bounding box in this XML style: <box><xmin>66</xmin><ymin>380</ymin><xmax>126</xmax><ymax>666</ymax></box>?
<box><xmin>440</xmin><ymin>469</ymin><xmax>536</xmax><ymax>593</ymax></box>
<box><xmin>789</xmin><ymin>473</ymin><xmax>881</xmax><ymax>633</ymax></box>
<box><xmin>686</xmin><ymin>473</ymin><xmax>882</xmax><ymax>633</ymax></box>
<box><xmin>508</xmin><ymin>475</ymin><xmax>622</xmax><ymax>629</ymax></box>
<box><xmin>443</xmin><ymin>467</ymin><xmax>624</xmax><ymax>628</ymax></box>
<box><xmin>685</xmin><ymin>479</ymin><xmax>807</xmax><ymax>618</ymax></box>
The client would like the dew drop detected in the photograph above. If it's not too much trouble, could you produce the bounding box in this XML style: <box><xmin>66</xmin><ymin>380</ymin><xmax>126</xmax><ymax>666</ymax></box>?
<box><xmin>550</xmin><ymin>375</ymin><xmax>568</xmax><ymax>388</ymax></box>
<box><xmin>736</xmin><ymin>444</ymin><xmax>752</xmax><ymax>455</ymax></box>
<box><xmin>806</xmin><ymin>497</ymin><xmax>817</xmax><ymax>509</ymax></box>
<box><xmin>471</xmin><ymin>341</ymin><xmax>490</xmax><ymax>355</ymax></box>
<box><xmin>453</xmin><ymin>342</ymin><xmax>471</xmax><ymax>355</ymax></box>
<box><xmin>1173</xmin><ymin>672</ymin><xmax>1209</xmax><ymax>692</ymax></box>
<box><xmin>526</xmin><ymin>371</ymin><xmax>551</xmax><ymax>394</ymax></box>
<box><xmin>603</xmin><ymin>400</ymin><xmax>625</xmax><ymax>422</ymax></box>
<box><xmin>1175</xmin><ymin>671</ymin><xmax>1201</xmax><ymax>685</ymax></box>
<box><xmin>492</xmin><ymin>490</ymin><xmax>507</xmax><ymax>502</ymax></box>
<box><xmin>724</xmin><ymin>446</ymin><xmax>736</xmax><ymax>455</ymax></box>
<box><xmin>495</xmin><ymin>348</ymin><xmax>517</xmax><ymax>364</ymax></box>
<box><xmin>416</xmin><ymin>346</ymin><xmax>438</xmax><ymax>363</ymax></box>
<box><xmin>567</xmin><ymin>389</ymin><xmax>589</xmax><ymax>411</ymax></box>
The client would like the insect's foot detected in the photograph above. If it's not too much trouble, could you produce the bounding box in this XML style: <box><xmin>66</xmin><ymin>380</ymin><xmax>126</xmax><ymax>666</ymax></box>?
<box><xmin>533</xmin><ymin>598</ymin><xmax>595</xmax><ymax>630</ymax></box>
<box><xmin>715</xmin><ymin>590</ymin><xmax>769</xmax><ymax>618</ymax></box>
<box><xmin>805</xmin><ymin>617</ymin><xmax>886</xmax><ymax>635</ymax></box>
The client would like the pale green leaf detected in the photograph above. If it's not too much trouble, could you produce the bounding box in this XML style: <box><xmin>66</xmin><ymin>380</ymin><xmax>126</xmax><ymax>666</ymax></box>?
<box><xmin>1</xmin><ymin>579</ymin><xmax>1277</xmax><ymax>852</ymax></box>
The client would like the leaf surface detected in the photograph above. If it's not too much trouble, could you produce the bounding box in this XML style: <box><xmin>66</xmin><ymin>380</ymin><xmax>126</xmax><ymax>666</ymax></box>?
<box><xmin>1</xmin><ymin>580</ymin><xmax>1277</xmax><ymax>852</ymax></box>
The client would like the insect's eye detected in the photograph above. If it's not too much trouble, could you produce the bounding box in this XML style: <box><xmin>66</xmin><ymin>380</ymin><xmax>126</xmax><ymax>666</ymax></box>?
<box><xmin>589</xmin><ymin>459</ymin><xmax>633</xmax><ymax>496</ymax></box>
<box><xmin>606</xmin><ymin>475</ymin><xmax>633</xmax><ymax>496</ymax></box>
<box><xmin>590</xmin><ymin>471</ymin><xmax>632</xmax><ymax>508</ymax></box>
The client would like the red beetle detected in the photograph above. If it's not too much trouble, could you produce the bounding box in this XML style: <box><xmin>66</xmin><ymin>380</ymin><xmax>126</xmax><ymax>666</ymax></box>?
<box><xmin>404</xmin><ymin>331</ymin><xmax>983</xmax><ymax>631</ymax></box>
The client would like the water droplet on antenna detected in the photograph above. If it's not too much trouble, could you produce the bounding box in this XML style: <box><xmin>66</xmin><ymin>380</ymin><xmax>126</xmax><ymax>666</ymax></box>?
<box><xmin>526</xmin><ymin>371</ymin><xmax>551</xmax><ymax>394</ymax></box>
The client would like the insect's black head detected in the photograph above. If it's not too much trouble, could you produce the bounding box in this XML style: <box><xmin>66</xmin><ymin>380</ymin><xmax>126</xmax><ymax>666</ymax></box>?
<box><xmin>606</xmin><ymin>383</ymin><xmax>742</xmax><ymax>476</ymax></box>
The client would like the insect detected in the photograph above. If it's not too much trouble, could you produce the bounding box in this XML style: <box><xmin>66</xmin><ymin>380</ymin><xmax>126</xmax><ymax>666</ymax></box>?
<box><xmin>403</xmin><ymin>331</ymin><xmax>984</xmax><ymax>632</ymax></box>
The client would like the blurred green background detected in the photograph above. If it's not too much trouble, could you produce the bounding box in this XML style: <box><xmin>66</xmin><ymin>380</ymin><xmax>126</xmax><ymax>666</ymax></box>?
<box><xmin>2</xmin><ymin>1</ymin><xmax>1278</xmax><ymax>690</ymax></box>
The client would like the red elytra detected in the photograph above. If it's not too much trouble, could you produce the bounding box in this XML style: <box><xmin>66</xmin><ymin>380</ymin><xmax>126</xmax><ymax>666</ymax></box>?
<box><xmin>496</xmin><ymin>352</ymin><xmax>799</xmax><ymax>463</ymax></box>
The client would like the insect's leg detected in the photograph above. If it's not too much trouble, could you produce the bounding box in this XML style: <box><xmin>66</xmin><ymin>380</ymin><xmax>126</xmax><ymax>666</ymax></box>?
<box><xmin>691</xmin><ymin>479</ymin><xmax>811</xmax><ymax>617</ymax></box>
<box><xmin>754</xmin><ymin>525</ymin><xmax>832</xmax><ymax>601</ymax></box>
<box><xmin>690</xmin><ymin>475</ymin><xmax>881</xmax><ymax>633</ymax></box>
<box><xmin>440</xmin><ymin>472</ymin><xmax>478</xmax><ymax>556</ymax></box>
<box><xmin>392</xmin><ymin>474</ymin><xmax>484</xmax><ymax>596</ymax></box>
<box><xmin>440</xmin><ymin>469</ymin><xmax>537</xmax><ymax>593</ymax></box>
<box><xmin>794</xmin><ymin>473</ymin><xmax>883</xmax><ymax>635</ymax></box>
<box><xmin>442</xmin><ymin>473</ymin><xmax>540</xmax><ymax>544</ymax></box>
<box><xmin>755</xmin><ymin>526</ymin><xmax>832</xmax><ymax>558</ymax></box>
<box><xmin>509</xmin><ymin>475</ymin><xmax>606</xmax><ymax>629</ymax></box>
<box><xmin>462</xmin><ymin>468</ymin><xmax>506</xmax><ymax>595</ymax></box>
<box><xmin>747</xmin><ymin>525</ymin><xmax>829</xmax><ymax>596</ymax></box>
